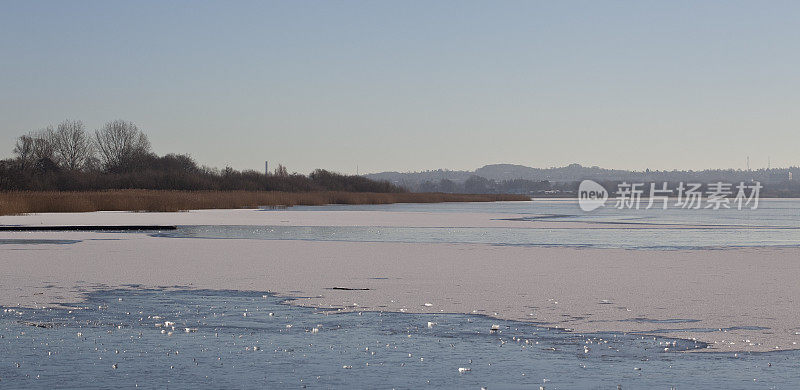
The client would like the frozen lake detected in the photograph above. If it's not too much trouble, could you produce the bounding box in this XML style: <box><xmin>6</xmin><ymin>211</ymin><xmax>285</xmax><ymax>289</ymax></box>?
<box><xmin>2</xmin><ymin>200</ymin><xmax>800</xmax><ymax>388</ymax></box>
<box><xmin>158</xmin><ymin>199</ymin><xmax>800</xmax><ymax>249</ymax></box>
<box><xmin>2</xmin><ymin>288</ymin><xmax>798</xmax><ymax>389</ymax></box>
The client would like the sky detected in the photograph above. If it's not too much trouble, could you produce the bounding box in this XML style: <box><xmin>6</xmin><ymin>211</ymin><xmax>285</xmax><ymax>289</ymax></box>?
<box><xmin>1</xmin><ymin>1</ymin><xmax>799</xmax><ymax>174</ymax></box>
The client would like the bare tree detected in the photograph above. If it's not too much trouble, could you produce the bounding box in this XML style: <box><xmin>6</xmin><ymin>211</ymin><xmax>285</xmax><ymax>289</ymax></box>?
<box><xmin>13</xmin><ymin>134</ymin><xmax>34</xmax><ymax>170</ymax></box>
<box><xmin>32</xmin><ymin>126</ymin><xmax>57</xmax><ymax>163</ymax></box>
<box><xmin>274</xmin><ymin>164</ymin><xmax>289</xmax><ymax>177</ymax></box>
<box><xmin>53</xmin><ymin>119</ymin><xmax>93</xmax><ymax>171</ymax></box>
<box><xmin>93</xmin><ymin>120</ymin><xmax>151</xmax><ymax>172</ymax></box>
<box><xmin>14</xmin><ymin>127</ymin><xmax>57</xmax><ymax>170</ymax></box>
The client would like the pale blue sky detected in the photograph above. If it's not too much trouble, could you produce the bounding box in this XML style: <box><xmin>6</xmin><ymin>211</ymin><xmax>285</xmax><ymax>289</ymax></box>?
<box><xmin>1</xmin><ymin>1</ymin><xmax>798</xmax><ymax>174</ymax></box>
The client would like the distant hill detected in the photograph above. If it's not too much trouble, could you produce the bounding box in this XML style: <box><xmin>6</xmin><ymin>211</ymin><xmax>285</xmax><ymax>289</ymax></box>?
<box><xmin>363</xmin><ymin>169</ymin><xmax>474</xmax><ymax>190</ymax></box>
<box><xmin>365</xmin><ymin>163</ymin><xmax>800</xmax><ymax>196</ymax></box>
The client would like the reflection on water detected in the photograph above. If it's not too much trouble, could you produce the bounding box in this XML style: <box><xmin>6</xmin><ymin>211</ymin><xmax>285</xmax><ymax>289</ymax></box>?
<box><xmin>1</xmin><ymin>289</ymin><xmax>797</xmax><ymax>389</ymax></box>
<box><xmin>155</xmin><ymin>224</ymin><xmax>800</xmax><ymax>250</ymax></box>
<box><xmin>290</xmin><ymin>198</ymin><xmax>800</xmax><ymax>228</ymax></box>
<box><xmin>151</xmin><ymin>199</ymin><xmax>800</xmax><ymax>249</ymax></box>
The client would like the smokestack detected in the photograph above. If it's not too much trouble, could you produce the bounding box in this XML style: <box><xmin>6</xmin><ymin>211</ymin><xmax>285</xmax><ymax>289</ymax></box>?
<box><xmin>265</xmin><ymin>161</ymin><xmax>269</xmax><ymax>176</ymax></box>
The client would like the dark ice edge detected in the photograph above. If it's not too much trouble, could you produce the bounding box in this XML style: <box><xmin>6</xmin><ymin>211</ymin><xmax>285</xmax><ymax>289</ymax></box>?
<box><xmin>0</xmin><ymin>225</ymin><xmax>177</xmax><ymax>231</ymax></box>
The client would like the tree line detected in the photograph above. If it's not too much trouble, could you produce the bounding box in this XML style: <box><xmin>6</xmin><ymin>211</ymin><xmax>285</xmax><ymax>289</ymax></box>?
<box><xmin>414</xmin><ymin>175</ymin><xmax>800</xmax><ymax>198</ymax></box>
<box><xmin>414</xmin><ymin>176</ymin><xmax>553</xmax><ymax>194</ymax></box>
<box><xmin>1</xmin><ymin>119</ymin><xmax>403</xmax><ymax>193</ymax></box>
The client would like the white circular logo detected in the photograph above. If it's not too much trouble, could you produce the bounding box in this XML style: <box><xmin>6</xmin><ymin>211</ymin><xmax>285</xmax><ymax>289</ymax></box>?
<box><xmin>578</xmin><ymin>180</ymin><xmax>608</xmax><ymax>212</ymax></box>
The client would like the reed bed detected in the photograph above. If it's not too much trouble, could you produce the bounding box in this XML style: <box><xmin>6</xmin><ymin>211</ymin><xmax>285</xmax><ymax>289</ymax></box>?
<box><xmin>0</xmin><ymin>190</ymin><xmax>530</xmax><ymax>216</ymax></box>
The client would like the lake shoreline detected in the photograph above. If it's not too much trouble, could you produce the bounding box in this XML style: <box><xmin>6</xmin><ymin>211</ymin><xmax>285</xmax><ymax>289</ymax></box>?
<box><xmin>0</xmin><ymin>190</ymin><xmax>529</xmax><ymax>216</ymax></box>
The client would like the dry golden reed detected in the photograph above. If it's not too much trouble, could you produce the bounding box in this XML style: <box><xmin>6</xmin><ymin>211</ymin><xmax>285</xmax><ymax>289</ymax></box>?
<box><xmin>0</xmin><ymin>190</ymin><xmax>529</xmax><ymax>216</ymax></box>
